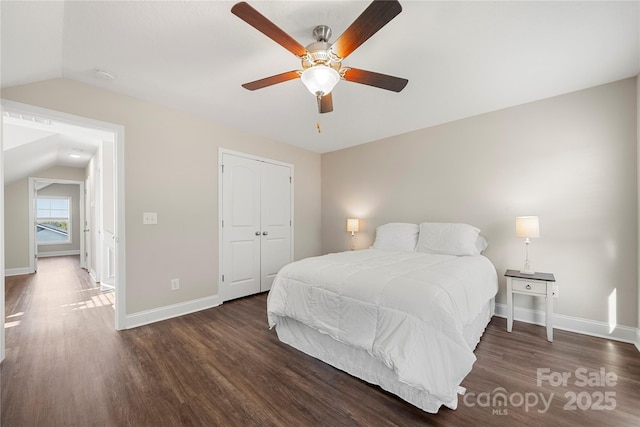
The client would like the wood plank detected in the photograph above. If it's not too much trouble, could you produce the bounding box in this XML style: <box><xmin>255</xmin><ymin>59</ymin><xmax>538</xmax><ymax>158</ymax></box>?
<box><xmin>2</xmin><ymin>256</ymin><xmax>639</xmax><ymax>426</ymax></box>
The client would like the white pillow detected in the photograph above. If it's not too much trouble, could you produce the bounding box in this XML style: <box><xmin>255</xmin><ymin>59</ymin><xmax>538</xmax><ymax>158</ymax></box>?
<box><xmin>415</xmin><ymin>222</ymin><xmax>482</xmax><ymax>256</ymax></box>
<box><xmin>475</xmin><ymin>235</ymin><xmax>489</xmax><ymax>254</ymax></box>
<box><xmin>372</xmin><ymin>223</ymin><xmax>419</xmax><ymax>252</ymax></box>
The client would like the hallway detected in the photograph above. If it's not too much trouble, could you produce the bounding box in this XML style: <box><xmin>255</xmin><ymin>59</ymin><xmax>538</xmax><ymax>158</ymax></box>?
<box><xmin>2</xmin><ymin>256</ymin><xmax>116</xmax><ymax>425</ymax></box>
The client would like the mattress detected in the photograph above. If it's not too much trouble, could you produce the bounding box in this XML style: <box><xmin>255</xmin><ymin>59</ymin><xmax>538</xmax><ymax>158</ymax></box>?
<box><xmin>274</xmin><ymin>298</ymin><xmax>494</xmax><ymax>412</ymax></box>
<box><xmin>267</xmin><ymin>248</ymin><xmax>498</xmax><ymax>412</ymax></box>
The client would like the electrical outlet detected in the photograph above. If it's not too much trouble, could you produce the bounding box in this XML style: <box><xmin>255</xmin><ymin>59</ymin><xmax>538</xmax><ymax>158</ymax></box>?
<box><xmin>552</xmin><ymin>284</ymin><xmax>559</xmax><ymax>298</ymax></box>
<box><xmin>143</xmin><ymin>212</ymin><xmax>158</xmax><ymax>225</ymax></box>
<box><xmin>171</xmin><ymin>278</ymin><xmax>180</xmax><ymax>290</ymax></box>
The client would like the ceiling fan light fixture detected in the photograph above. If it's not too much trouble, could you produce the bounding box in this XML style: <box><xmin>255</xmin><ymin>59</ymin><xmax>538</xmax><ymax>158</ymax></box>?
<box><xmin>301</xmin><ymin>65</ymin><xmax>340</xmax><ymax>97</ymax></box>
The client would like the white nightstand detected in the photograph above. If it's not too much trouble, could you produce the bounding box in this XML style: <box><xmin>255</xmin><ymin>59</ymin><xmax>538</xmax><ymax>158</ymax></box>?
<box><xmin>505</xmin><ymin>269</ymin><xmax>556</xmax><ymax>342</ymax></box>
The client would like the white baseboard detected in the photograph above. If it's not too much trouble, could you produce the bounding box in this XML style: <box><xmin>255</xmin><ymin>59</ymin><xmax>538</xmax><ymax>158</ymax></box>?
<box><xmin>125</xmin><ymin>294</ymin><xmax>222</xmax><ymax>329</ymax></box>
<box><xmin>37</xmin><ymin>250</ymin><xmax>81</xmax><ymax>258</ymax></box>
<box><xmin>495</xmin><ymin>303</ymin><xmax>639</xmax><ymax>348</ymax></box>
<box><xmin>88</xmin><ymin>268</ymin><xmax>98</xmax><ymax>283</ymax></box>
<box><xmin>5</xmin><ymin>267</ymin><xmax>32</xmax><ymax>276</ymax></box>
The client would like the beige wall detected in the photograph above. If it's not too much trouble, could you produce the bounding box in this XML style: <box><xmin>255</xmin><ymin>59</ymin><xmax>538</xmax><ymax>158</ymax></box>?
<box><xmin>4</xmin><ymin>166</ymin><xmax>85</xmax><ymax>269</ymax></box>
<box><xmin>322</xmin><ymin>78</ymin><xmax>638</xmax><ymax>328</ymax></box>
<box><xmin>2</xmin><ymin>78</ymin><xmax>322</xmax><ymax>314</ymax></box>
<box><xmin>4</xmin><ymin>178</ymin><xmax>28</xmax><ymax>269</ymax></box>
<box><xmin>37</xmin><ymin>183</ymin><xmax>81</xmax><ymax>255</ymax></box>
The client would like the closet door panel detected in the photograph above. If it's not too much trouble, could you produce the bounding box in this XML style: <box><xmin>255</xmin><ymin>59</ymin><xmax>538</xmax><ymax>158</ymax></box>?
<box><xmin>260</xmin><ymin>162</ymin><xmax>292</xmax><ymax>292</ymax></box>
<box><xmin>221</xmin><ymin>154</ymin><xmax>261</xmax><ymax>300</ymax></box>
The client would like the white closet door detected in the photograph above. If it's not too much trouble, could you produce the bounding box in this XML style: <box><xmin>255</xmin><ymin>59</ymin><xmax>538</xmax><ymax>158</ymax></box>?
<box><xmin>221</xmin><ymin>154</ymin><xmax>261</xmax><ymax>301</ymax></box>
<box><xmin>259</xmin><ymin>161</ymin><xmax>292</xmax><ymax>292</ymax></box>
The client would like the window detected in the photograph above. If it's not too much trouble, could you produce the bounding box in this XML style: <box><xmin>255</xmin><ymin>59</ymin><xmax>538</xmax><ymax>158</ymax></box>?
<box><xmin>36</xmin><ymin>197</ymin><xmax>71</xmax><ymax>244</ymax></box>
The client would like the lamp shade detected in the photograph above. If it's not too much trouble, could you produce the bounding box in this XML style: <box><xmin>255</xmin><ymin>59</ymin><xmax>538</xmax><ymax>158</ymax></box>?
<box><xmin>301</xmin><ymin>65</ymin><xmax>340</xmax><ymax>96</ymax></box>
<box><xmin>516</xmin><ymin>216</ymin><xmax>540</xmax><ymax>238</ymax></box>
<box><xmin>346</xmin><ymin>218</ymin><xmax>359</xmax><ymax>233</ymax></box>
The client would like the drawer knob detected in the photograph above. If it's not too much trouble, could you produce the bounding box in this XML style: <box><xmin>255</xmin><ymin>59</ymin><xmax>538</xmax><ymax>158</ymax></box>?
<box><xmin>526</xmin><ymin>284</ymin><xmax>532</xmax><ymax>290</ymax></box>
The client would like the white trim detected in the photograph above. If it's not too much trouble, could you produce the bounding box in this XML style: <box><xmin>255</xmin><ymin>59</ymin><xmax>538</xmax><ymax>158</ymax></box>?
<box><xmin>125</xmin><ymin>295</ymin><xmax>222</xmax><ymax>329</ymax></box>
<box><xmin>219</xmin><ymin>148</ymin><xmax>295</xmax><ymax>169</ymax></box>
<box><xmin>28</xmin><ymin>177</ymin><xmax>84</xmax><ymax>272</ymax></box>
<box><xmin>495</xmin><ymin>303</ymin><xmax>639</xmax><ymax>347</ymax></box>
<box><xmin>88</xmin><ymin>267</ymin><xmax>98</xmax><ymax>283</ymax></box>
<box><xmin>36</xmin><ymin>250</ymin><xmax>81</xmax><ymax>258</ymax></box>
<box><xmin>5</xmin><ymin>267</ymin><xmax>31</xmax><ymax>277</ymax></box>
<box><xmin>637</xmin><ymin>74</ymin><xmax>640</xmax><ymax>354</ymax></box>
<box><xmin>0</xmin><ymin>105</ymin><xmax>4</xmax><ymax>362</ymax></box>
<box><xmin>2</xmin><ymin>99</ymin><xmax>126</xmax><ymax>332</ymax></box>
<box><xmin>114</xmin><ymin>119</ymin><xmax>126</xmax><ymax>331</ymax></box>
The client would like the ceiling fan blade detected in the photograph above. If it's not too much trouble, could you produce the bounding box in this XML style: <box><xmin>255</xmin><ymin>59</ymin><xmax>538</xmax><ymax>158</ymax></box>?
<box><xmin>331</xmin><ymin>0</ymin><xmax>402</xmax><ymax>59</ymax></box>
<box><xmin>318</xmin><ymin>92</ymin><xmax>334</xmax><ymax>114</ymax></box>
<box><xmin>242</xmin><ymin>71</ymin><xmax>301</xmax><ymax>91</ymax></box>
<box><xmin>342</xmin><ymin>68</ymin><xmax>408</xmax><ymax>92</ymax></box>
<box><xmin>231</xmin><ymin>2</ymin><xmax>307</xmax><ymax>58</ymax></box>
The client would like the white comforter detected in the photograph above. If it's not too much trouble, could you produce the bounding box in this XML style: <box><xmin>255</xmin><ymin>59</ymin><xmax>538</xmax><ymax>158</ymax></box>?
<box><xmin>267</xmin><ymin>249</ymin><xmax>498</xmax><ymax>405</ymax></box>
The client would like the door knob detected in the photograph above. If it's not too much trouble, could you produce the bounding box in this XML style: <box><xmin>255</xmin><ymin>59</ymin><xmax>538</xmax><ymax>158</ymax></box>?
<box><xmin>255</xmin><ymin>231</ymin><xmax>261</xmax><ymax>236</ymax></box>
<box><xmin>262</xmin><ymin>231</ymin><xmax>268</xmax><ymax>236</ymax></box>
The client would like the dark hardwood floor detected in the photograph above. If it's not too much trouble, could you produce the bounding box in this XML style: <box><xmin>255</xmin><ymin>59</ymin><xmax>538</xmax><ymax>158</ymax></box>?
<box><xmin>2</xmin><ymin>256</ymin><xmax>639</xmax><ymax>426</ymax></box>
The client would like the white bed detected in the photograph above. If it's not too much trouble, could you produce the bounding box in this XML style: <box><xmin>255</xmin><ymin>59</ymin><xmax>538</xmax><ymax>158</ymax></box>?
<box><xmin>266</xmin><ymin>223</ymin><xmax>499</xmax><ymax>413</ymax></box>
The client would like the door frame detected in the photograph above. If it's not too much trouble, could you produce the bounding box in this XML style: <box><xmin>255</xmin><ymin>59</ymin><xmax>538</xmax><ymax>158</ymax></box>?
<box><xmin>28</xmin><ymin>177</ymin><xmax>85</xmax><ymax>271</ymax></box>
<box><xmin>86</xmin><ymin>150</ymin><xmax>103</xmax><ymax>284</ymax></box>
<box><xmin>1</xmin><ymin>99</ymin><xmax>127</xmax><ymax>332</ymax></box>
<box><xmin>1</xmin><ymin>105</ymin><xmax>4</xmax><ymax>361</ymax></box>
<box><xmin>84</xmin><ymin>177</ymin><xmax>93</xmax><ymax>278</ymax></box>
<box><xmin>217</xmin><ymin>148</ymin><xmax>294</xmax><ymax>301</ymax></box>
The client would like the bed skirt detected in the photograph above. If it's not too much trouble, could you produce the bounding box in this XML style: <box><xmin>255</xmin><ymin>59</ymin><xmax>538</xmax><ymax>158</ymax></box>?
<box><xmin>273</xmin><ymin>298</ymin><xmax>495</xmax><ymax>413</ymax></box>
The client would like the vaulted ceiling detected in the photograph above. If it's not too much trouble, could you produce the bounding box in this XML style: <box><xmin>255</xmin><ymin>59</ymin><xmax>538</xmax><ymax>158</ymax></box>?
<box><xmin>2</xmin><ymin>111</ymin><xmax>109</xmax><ymax>183</ymax></box>
<box><xmin>2</xmin><ymin>1</ymin><xmax>639</xmax><ymax>156</ymax></box>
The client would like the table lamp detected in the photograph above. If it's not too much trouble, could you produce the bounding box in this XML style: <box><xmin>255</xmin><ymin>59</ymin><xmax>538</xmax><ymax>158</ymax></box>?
<box><xmin>347</xmin><ymin>218</ymin><xmax>359</xmax><ymax>250</ymax></box>
<box><xmin>516</xmin><ymin>216</ymin><xmax>539</xmax><ymax>274</ymax></box>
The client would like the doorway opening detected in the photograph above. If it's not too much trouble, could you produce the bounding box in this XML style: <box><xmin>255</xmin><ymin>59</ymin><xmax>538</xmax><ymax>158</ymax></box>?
<box><xmin>28</xmin><ymin>178</ymin><xmax>85</xmax><ymax>274</ymax></box>
<box><xmin>1</xmin><ymin>100</ymin><xmax>126</xmax><ymax>345</ymax></box>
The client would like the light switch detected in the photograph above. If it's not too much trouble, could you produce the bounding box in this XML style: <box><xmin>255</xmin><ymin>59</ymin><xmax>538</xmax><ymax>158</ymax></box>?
<box><xmin>143</xmin><ymin>212</ymin><xmax>157</xmax><ymax>225</ymax></box>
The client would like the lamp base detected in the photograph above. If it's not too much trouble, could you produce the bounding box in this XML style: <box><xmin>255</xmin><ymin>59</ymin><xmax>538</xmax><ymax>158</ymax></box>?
<box><xmin>521</xmin><ymin>258</ymin><xmax>534</xmax><ymax>275</ymax></box>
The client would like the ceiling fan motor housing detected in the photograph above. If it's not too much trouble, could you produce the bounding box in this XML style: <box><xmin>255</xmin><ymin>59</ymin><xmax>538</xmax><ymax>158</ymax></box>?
<box><xmin>313</xmin><ymin>25</ymin><xmax>332</xmax><ymax>42</ymax></box>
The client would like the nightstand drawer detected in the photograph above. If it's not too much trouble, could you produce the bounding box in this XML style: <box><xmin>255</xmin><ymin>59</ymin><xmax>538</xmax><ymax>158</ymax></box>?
<box><xmin>511</xmin><ymin>279</ymin><xmax>546</xmax><ymax>295</ymax></box>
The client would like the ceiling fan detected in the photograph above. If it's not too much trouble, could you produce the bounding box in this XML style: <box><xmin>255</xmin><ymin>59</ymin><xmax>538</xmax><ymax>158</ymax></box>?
<box><xmin>231</xmin><ymin>0</ymin><xmax>408</xmax><ymax>114</ymax></box>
